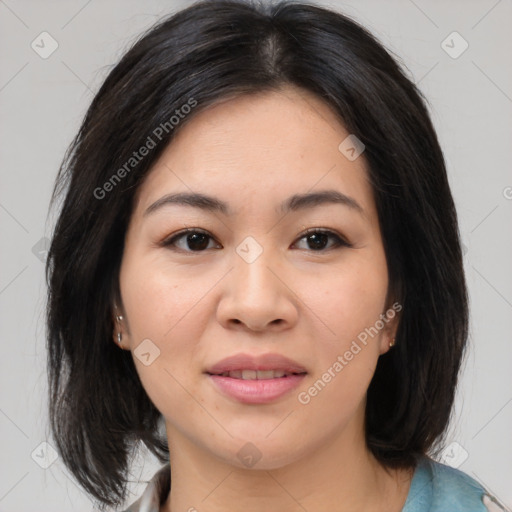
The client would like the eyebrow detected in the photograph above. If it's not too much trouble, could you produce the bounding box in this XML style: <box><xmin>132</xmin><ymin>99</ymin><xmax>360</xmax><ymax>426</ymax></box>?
<box><xmin>143</xmin><ymin>190</ymin><xmax>365</xmax><ymax>218</ymax></box>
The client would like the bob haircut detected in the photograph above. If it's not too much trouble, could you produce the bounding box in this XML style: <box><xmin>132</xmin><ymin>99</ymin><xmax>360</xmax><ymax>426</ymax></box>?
<box><xmin>46</xmin><ymin>0</ymin><xmax>469</xmax><ymax>508</ymax></box>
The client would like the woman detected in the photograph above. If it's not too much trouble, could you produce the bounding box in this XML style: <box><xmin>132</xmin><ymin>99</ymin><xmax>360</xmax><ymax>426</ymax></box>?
<box><xmin>45</xmin><ymin>1</ymin><xmax>499</xmax><ymax>511</ymax></box>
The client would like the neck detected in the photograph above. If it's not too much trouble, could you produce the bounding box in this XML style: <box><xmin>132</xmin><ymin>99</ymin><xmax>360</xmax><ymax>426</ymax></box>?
<box><xmin>160</xmin><ymin>420</ymin><xmax>413</xmax><ymax>512</ymax></box>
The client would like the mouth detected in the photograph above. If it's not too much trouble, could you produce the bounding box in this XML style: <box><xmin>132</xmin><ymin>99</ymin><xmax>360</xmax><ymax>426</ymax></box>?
<box><xmin>205</xmin><ymin>353</ymin><xmax>308</xmax><ymax>404</ymax></box>
<box><xmin>206</xmin><ymin>372</ymin><xmax>307</xmax><ymax>404</ymax></box>
<box><xmin>207</xmin><ymin>369</ymin><xmax>307</xmax><ymax>379</ymax></box>
<box><xmin>205</xmin><ymin>352</ymin><xmax>308</xmax><ymax>376</ymax></box>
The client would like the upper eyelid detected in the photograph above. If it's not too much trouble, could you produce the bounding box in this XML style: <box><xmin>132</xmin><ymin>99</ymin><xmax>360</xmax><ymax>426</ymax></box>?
<box><xmin>294</xmin><ymin>228</ymin><xmax>351</xmax><ymax>247</ymax></box>
<box><xmin>163</xmin><ymin>228</ymin><xmax>220</xmax><ymax>245</ymax></box>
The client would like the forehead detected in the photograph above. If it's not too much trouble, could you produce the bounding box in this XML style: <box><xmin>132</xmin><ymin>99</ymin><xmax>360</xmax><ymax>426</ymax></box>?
<box><xmin>133</xmin><ymin>86</ymin><xmax>375</xmax><ymax>219</ymax></box>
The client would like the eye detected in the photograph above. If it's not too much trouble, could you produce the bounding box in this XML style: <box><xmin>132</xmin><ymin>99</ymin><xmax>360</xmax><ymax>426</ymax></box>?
<box><xmin>161</xmin><ymin>228</ymin><xmax>350</xmax><ymax>253</ymax></box>
<box><xmin>161</xmin><ymin>229</ymin><xmax>221</xmax><ymax>252</ymax></box>
<box><xmin>292</xmin><ymin>229</ymin><xmax>351</xmax><ymax>251</ymax></box>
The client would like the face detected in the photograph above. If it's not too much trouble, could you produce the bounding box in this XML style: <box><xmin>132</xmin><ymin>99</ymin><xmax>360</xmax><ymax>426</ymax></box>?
<box><xmin>116</xmin><ymin>86</ymin><xmax>399</xmax><ymax>470</ymax></box>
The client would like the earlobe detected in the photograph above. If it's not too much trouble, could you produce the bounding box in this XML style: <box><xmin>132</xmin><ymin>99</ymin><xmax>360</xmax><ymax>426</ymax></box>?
<box><xmin>378</xmin><ymin>336</ymin><xmax>396</xmax><ymax>355</ymax></box>
<box><xmin>112</xmin><ymin>304</ymin><xmax>129</xmax><ymax>350</ymax></box>
<box><xmin>114</xmin><ymin>330</ymin><xmax>125</xmax><ymax>349</ymax></box>
<box><xmin>380</xmin><ymin>299</ymin><xmax>401</xmax><ymax>354</ymax></box>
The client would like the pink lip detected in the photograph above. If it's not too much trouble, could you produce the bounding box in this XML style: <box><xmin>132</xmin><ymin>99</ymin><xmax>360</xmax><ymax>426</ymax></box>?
<box><xmin>205</xmin><ymin>353</ymin><xmax>307</xmax><ymax>374</ymax></box>
<box><xmin>205</xmin><ymin>353</ymin><xmax>307</xmax><ymax>405</ymax></box>
<box><xmin>208</xmin><ymin>374</ymin><xmax>306</xmax><ymax>404</ymax></box>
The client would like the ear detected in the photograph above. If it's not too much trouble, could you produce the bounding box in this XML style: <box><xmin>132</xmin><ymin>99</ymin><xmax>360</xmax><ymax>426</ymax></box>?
<box><xmin>378</xmin><ymin>300</ymin><xmax>402</xmax><ymax>355</ymax></box>
<box><xmin>112</xmin><ymin>303</ymin><xmax>130</xmax><ymax>350</ymax></box>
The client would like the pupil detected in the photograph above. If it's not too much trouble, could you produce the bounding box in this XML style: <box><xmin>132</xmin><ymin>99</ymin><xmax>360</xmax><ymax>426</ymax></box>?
<box><xmin>187</xmin><ymin>233</ymin><xmax>209</xmax><ymax>251</ymax></box>
<box><xmin>308</xmin><ymin>233</ymin><xmax>328</xmax><ymax>250</ymax></box>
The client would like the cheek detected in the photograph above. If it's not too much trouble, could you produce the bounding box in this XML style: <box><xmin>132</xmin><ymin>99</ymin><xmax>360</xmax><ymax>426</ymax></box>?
<box><xmin>120</xmin><ymin>251</ymin><xmax>210</xmax><ymax>344</ymax></box>
<box><xmin>120</xmin><ymin>257</ymin><xmax>211</xmax><ymax>417</ymax></box>
<box><xmin>297</xmin><ymin>278</ymin><xmax>384</xmax><ymax>418</ymax></box>
<box><xmin>306</xmin><ymin>255</ymin><xmax>388</xmax><ymax>344</ymax></box>
<box><xmin>299</xmin><ymin>251</ymin><xmax>388</xmax><ymax>396</ymax></box>
<box><xmin>119</xmin><ymin>254</ymin><xmax>217</xmax><ymax>409</ymax></box>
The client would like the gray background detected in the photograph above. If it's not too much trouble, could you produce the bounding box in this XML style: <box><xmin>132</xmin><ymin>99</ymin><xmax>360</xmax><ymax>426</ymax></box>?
<box><xmin>0</xmin><ymin>0</ymin><xmax>511</xmax><ymax>510</ymax></box>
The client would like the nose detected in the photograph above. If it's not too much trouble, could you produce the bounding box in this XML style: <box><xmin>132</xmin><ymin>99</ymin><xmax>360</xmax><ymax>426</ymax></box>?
<box><xmin>216</xmin><ymin>249</ymin><xmax>299</xmax><ymax>333</ymax></box>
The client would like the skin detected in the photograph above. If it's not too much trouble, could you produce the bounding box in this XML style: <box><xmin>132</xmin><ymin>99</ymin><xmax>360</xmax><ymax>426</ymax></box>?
<box><xmin>114</xmin><ymin>86</ymin><xmax>413</xmax><ymax>512</ymax></box>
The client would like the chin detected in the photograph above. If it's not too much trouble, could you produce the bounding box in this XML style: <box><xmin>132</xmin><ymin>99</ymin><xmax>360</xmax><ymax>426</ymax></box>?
<box><xmin>212</xmin><ymin>434</ymin><xmax>309</xmax><ymax>471</ymax></box>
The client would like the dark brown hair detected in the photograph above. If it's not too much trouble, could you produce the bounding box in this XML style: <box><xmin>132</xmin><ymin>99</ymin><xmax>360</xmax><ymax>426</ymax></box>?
<box><xmin>46</xmin><ymin>0</ymin><xmax>468</xmax><ymax>508</ymax></box>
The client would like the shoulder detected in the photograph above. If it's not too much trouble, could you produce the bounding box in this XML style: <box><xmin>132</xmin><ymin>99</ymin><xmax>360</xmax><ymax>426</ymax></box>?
<box><xmin>402</xmin><ymin>456</ymin><xmax>501</xmax><ymax>512</ymax></box>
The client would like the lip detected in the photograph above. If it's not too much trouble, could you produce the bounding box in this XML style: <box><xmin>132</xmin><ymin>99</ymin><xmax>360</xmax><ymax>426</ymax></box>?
<box><xmin>208</xmin><ymin>374</ymin><xmax>306</xmax><ymax>404</ymax></box>
<box><xmin>205</xmin><ymin>353</ymin><xmax>307</xmax><ymax>405</ymax></box>
<box><xmin>205</xmin><ymin>353</ymin><xmax>307</xmax><ymax>375</ymax></box>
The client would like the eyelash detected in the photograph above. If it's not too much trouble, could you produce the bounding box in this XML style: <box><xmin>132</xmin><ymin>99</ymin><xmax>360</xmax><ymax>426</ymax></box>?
<box><xmin>160</xmin><ymin>227</ymin><xmax>352</xmax><ymax>253</ymax></box>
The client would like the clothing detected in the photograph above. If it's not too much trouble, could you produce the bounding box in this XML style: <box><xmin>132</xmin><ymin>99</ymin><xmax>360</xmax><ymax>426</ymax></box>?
<box><xmin>123</xmin><ymin>463</ymin><xmax>170</xmax><ymax>512</ymax></box>
<box><xmin>401</xmin><ymin>457</ymin><xmax>495</xmax><ymax>511</ymax></box>
<box><xmin>122</xmin><ymin>456</ymin><xmax>497</xmax><ymax>512</ymax></box>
